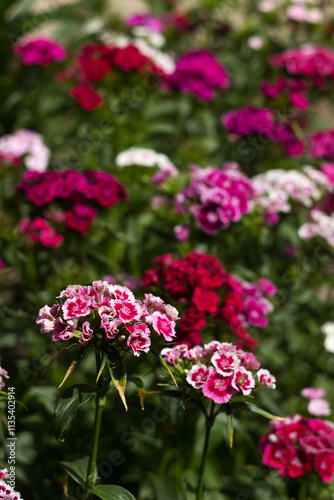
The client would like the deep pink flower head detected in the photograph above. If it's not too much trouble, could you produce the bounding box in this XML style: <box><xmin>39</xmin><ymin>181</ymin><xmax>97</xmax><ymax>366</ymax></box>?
<box><xmin>309</xmin><ymin>130</ymin><xmax>334</xmax><ymax>159</ymax></box>
<box><xmin>270</xmin><ymin>45</ymin><xmax>334</xmax><ymax>86</ymax></box>
<box><xmin>166</xmin><ymin>50</ymin><xmax>229</xmax><ymax>100</ymax></box>
<box><xmin>14</xmin><ymin>37</ymin><xmax>66</xmax><ymax>66</ymax></box>
<box><xmin>260</xmin><ymin>414</ymin><xmax>334</xmax><ymax>483</ymax></box>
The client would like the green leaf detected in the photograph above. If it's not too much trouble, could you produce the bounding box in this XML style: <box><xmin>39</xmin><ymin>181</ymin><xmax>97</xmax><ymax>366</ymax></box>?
<box><xmin>91</xmin><ymin>484</ymin><xmax>136</xmax><ymax>500</ymax></box>
<box><xmin>58</xmin><ymin>347</ymin><xmax>86</xmax><ymax>389</ymax></box>
<box><xmin>107</xmin><ymin>348</ymin><xmax>127</xmax><ymax>411</ymax></box>
<box><xmin>246</xmin><ymin>403</ymin><xmax>286</xmax><ymax>421</ymax></box>
<box><xmin>225</xmin><ymin>406</ymin><xmax>234</xmax><ymax>449</ymax></box>
<box><xmin>230</xmin><ymin>401</ymin><xmax>285</xmax><ymax>421</ymax></box>
<box><xmin>128</xmin><ymin>376</ymin><xmax>145</xmax><ymax>410</ymax></box>
<box><xmin>60</xmin><ymin>455</ymin><xmax>97</xmax><ymax>488</ymax></box>
<box><xmin>54</xmin><ymin>384</ymin><xmax>96</xmax><ymax>440</ymax></box>
<box><xmin>96</xmin><ymin>351</ymin><xmax>108</xmax><ymax>384</ymax></box>
<box><xmin>151</xmin><ymin>348</ymin><xmax>178</xmax><ymax>387</ymax></box>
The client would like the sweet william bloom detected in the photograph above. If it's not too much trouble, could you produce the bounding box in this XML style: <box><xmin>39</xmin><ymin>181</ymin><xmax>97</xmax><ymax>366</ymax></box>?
<box><xmin>151</xmin><ymin>311</ymin><xmax>176</xmax><ymax>341</ymax></box>
<box><xmin>63</xmin><ymin>296</ymin><xmax>92</xmax><ymax>320</ymax></box>
<box><xmin>126</xmin><ymin>324</ymin><xmax>151</xmax><ymax>356</ymax></box>
<box><xmin>14</xmin><ymin>37</ymin><xmax>66</xmax><ymax>66</ymax></box>
<box><xmin>186</xmin><ymin>364</ymin><xmax>214</xmax><ymax>389</ymax></box>
<box><xmin>203</xmin><ymin>372</ymin><xmax>235</xmax><ymax>404</ymax></box>
<box><xmin>257</xmin><ymin>368</ymin><xmax>276</xmax><ymax>389</ymax></box>
<box><xmin>231</xmin><ymin>367</ymin><xmax>255</xmax><ymax>395</ymax></box>
<box><xmin>314</xmin><ymin>453</ymin><xmax>334</xmax><ymax>482</ymax></box>
<box><xmin>211</xmin><ymin>351</ymin><xmax>240</xmax><ymax>376</ymax></box>
<box><xmin>0</xmin><ymin>367</ymin><xmax>9</xmax><ymax>391</ymax></box>
<box><xmin>70</xmin><ymin>84</ymin><xmax>103</xmax><ymax>111</ymax></box>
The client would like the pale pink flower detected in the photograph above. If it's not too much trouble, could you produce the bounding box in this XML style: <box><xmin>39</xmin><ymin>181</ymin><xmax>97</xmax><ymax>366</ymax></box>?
<box><xmin>307</xmin><ymin>399</ymin><xmax>331</xmax><ymax>416</ymax></box>
<box><xmin>79</xmin><ymin>321</ymin><xmax>94</xmax><ymax>344</ymax></box>
<box><xmin>113</xmin><ymin>300</ymin><xmax>142</xmax><ymax>323</ymax></box>
<box><xmin>301</xmin><ymin>387</ymin><xmax>327</xmax><ymax>399</ymax></box>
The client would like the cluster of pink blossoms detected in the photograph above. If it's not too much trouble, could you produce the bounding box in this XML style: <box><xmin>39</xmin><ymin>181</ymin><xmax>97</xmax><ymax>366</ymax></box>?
<box><xmin>162</xmin><ymin>341</ymin><xmax>276</xmax><ymax>404</ymax></box>
<box><xmin>221</xmin><ymin>106</ymin><xmax>303</xmax><ymax>155</ymax></box>
<box><xmin>0</xmin><ymin>366</ymin><xmax>9</xmax><ymax>391</ymax></box>
<box><xmin>0</xmin><ymin>129</ymin><xmax>50</xmax><ymax>173</ymax></box>
<box><xmin>309</xmin><ymin>129</ymin><xmax>334</xmax><ymax>159</ymax></box>
<box><xmin>37</xmin><ymin>282</ymin><xmax>179</xmax><ymax>357</ymax></box>
<box><xmin>298</xmin><ymin>208</ymin><xmax>334</xmax><ymax>249</ymax></box>
<box><xmin>0</xmin><ymin>470</ymin><xmax>22</xmax><ymax>500</ymax></box>
<box><xmin>165</xmin><ymin>50</ymin><xmax>229</xmax><ymax>100</ymax></box>
<box><xmin>261</xmin><ymin>77</ymin><xmax>309</xmax><ymax>109</ymax></box>
<box><xmin>14</xmin><ymin>37</ymin><xmax>66</xmax><ymax>66</ymax></box>
<box><xmin>19</xmin><ymin>216</ymin><xmax>64</xmax><ymax>248</ymax></box>
<box><xmin>17</xmin><ymin>170</ymin><xmax>127</xmax><ymax>235</ymax></box>
<box><xmin>270</xmin><ymin>45</ymin><xmax>334</xmax><ymax>87</ymax></box>
<box><xmin>174</xmin><ymin>163</ymin><xmax>253</xmax><ymax>235</ymax></box>
<box><xmin>260</xmin><ymin>415</ymin><xmax>334</xmax><ymax>483</ymax></box>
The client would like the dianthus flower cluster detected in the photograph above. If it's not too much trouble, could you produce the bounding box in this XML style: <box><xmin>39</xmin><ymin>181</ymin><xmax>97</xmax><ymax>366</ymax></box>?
<box><xmin>0</xmin><ymin>129</ymin><xmax>50</xmax><ymax>172</ymax></box>
<box><xmin>161</xmin><ymin>341</ymin><xmax>276</xmax><ymax>404</ymax></box>
<box><xmin>270</xmin><ymin>45</ymin><xmax>334</xmax><ymax>87</ymax></box>
<box><xmin>251</xmin><ymin>167</ymin><xmax>324</xmax><ymax>224</ymax></box>
<box><xmin>115</xmin><ymin>147</ymin><xmax>178</xmax><ymax>184</ymax></box>
<box><xmin>126</xmin><ymin>13</ymin><xmax>165</xmax><ymax>33</ymax></box>
<box><xmin>221</xmin><ymin>106</ymin><xmax>295</xmax><ymax>144</ymax></box>
<box><xmin>14</xmin><ymin>37</ymin><xmax>66</xmax><ymax>66</ymax></box>
<box><xmin>261</xmin><ymin>77</ymin><xmax>309</xmax><ymax>109</ymax></box>
<box><xmin>19</xmin><ymin>216</ymin><xmax>64</xmax><ymax>248</ymax></box>
<box><xmin>298</xmin><ymin>208</ymin><xmax>334</xmax><ymax>249</ymax></box>
<box><xmin>174</xmin><ymin>163</ymin><xmax>253</xmax><ymax>235</ymax></box>
<box><xmin>0</xmin><ymin>367</ymin><xmax>9</xmax><ymax>391</ymax></box>
<box><xmin>309</xmin><ymin>130</ymin><xmax>334</xmax><ymax>159</ymax></box>
<box><xmin>141</xmin><ymin>252</ymin><xmax>276</xmax><ymax>349</ymax></box>
<box><xmin>37</xmin><ymin>281</ymin><xmax>179</xmax><ymax>357</ymax></box>
<box><xmin>260</xmin><ymin>415</ymin><xmax>334</xmax><ymax>482</ymax></box>
<box><xmin>286</xmin><ymin>2</ymin><xmax>324</xmax><ymax>24</ymax></box>
<box><xmin>0</xmin><ymin>469</ymin><xmax>23</xmax><ymax>500</ymax></box>
<box><xmin>17</xmin><ymin>170</ymin><xmax>127</xmax><ymax>233</ymax></box>
<box><xmin>67</xmin><ymin>38</ymin><xmax>174</xmax><ymax>111</ymax></box>
<box><xmin>165</xmin><ymin>50</ymin><xmax>229</xmax><ymax>100</ymax></box>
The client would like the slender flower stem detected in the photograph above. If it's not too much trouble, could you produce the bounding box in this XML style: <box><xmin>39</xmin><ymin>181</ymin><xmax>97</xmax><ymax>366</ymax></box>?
<box><xmin>85</xmin><ymin>353</ymin><xmax>107</xmax><ymax>496</ymax></box>
<box><xmin>196</xmin><ymin>401</ymin><xmax>215</xmax><ymax>500</ymax></box>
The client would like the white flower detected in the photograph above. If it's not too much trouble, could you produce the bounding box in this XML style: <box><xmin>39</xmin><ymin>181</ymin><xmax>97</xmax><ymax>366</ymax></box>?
<box><xmin>0</xmin><ymin>129</ymin><xmax>50</xmax><ymax>172</ymax></box>
<box><xmin>322</xmin><ymin>322</ymin><xmax>334</xmax><ymax>353</ymax></box>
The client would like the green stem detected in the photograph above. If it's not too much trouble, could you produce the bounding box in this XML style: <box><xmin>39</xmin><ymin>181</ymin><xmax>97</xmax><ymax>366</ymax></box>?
<box><xmin>85</xmin><ymin>354</ymin><xmax>107</xmax><ymax>496</ymax></box>
<box><xmin>196</xmin><ymin>402</ymin><xmax>215</xmax><ymax>500</ymax></box>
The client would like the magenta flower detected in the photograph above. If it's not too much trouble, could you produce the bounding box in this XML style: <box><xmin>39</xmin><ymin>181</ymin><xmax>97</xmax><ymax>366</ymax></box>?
<box><xmin>166</xmin><ymin>50</ymin><xmax>229</xmax><ymax>100</ymax></box>
<box><xmin>151</xmin><ymin>311</ymin><xmax>176</xmax><ymax>341</ymax></box>
<box><xmin>203</xmin><ymin>372</ymin><xmax>235</xmax><ymax>404</ymax></box>
<box><xmin>14</xmin><ymin>37</ymin><xmax>66</xmax><ymax>66</ymax></box>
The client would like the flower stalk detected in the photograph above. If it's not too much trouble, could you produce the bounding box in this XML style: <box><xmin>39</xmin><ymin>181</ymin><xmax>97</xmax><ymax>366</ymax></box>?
<box><xmin>196</xmin><ymin>401</ymin><xmax>215</xmax><ymax>500</ymax></box>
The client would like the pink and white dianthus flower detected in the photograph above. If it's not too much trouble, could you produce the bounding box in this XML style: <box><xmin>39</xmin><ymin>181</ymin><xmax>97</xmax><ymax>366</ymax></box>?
<box><xmin>151</xmin><ymin>311</ymin><xmax>176</xmax><ymax>341</ymax></box>
<box><xmin>126</xmin><ymin>324</ymin><xmax>151</xmax><ymax>356</ymax></box>
<box><xmin>202</xmin><ymin>372</ymin><xmax>235</xmax><ymax>404</ymax></box>
<box><xmin>231</xmin><ymin>367</ymin><xmax>255</xmax><ymax>395</ymax></box>
<box><xmin>211</xmin><ymin>351</ymin><xmax>240</xmax><ymax>376</ymax></box>
<box><xmin>37</xmin><ymin>281</ymin><xmax>178</xmax><ymax>358</ymax></box>
<box><xmin>186</xmin><ymin>364</ymin><xmax>214</xmax><ymax>389</ymax></box>
<box><xmin>257</xmin><ymin>368</ymin><xmax>276</xmax><ymax>389</ymax></box>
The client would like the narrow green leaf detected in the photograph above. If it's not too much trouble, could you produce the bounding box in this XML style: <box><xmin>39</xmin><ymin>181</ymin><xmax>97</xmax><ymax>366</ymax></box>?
<box><xmin>96</xmin><ymin>351</ymin><xmax>108</xmax><ymax>384</ymax></box>
<box><xmin>128</xmin><ymin>376</ymin><xmax>145</xmax><ymax>410</ymax></box>
<box><xmin>246</xmin><ymin>403</ymin><xmax>286</xmax><ymax>421</ymax></box>
<box><xmin>151</xmin><ymin>348</ymin><xmax>178</xmax><ymax>387</ymax></box>
<box><xmin>54</xmin><ymin>384</ymin><xmax>96</xmax><ymax>440</ymax></box>
<box><xmin>107</xmin><ymin>348</ymin><xmax>128</xmax><ymax>411</ymax></box>
<box><xmin>58</xmin><ymin>347</ymin><xmax>85</xmax><ymax>389</ymax></box>
<box><xmin>60</xmin><ymin>456</ymin><xmax>97</xmax><ymax>488</ymax></box>
<box><xmin>91</xmin><ymin>484</ymin><xmax>136</xmax><ymax>500</ymax></box>
<box><xmin>226</xmin><ymin>411</ymin><xmax>234</xmax><ymax>449</ymax></box>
